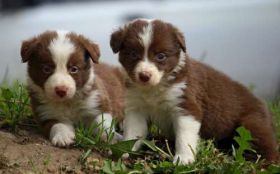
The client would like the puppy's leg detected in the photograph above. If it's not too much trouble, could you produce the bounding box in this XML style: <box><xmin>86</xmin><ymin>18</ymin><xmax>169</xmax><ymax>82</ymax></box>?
<box><xmin>94</xmin><ymin>113</ymin><xmax>123</xmax><ymax>144</ymax></box>
<box><xmin>173</xmin><ymin>115</ymin><xmax>201</xmax><ymax>165</ymax></box>
<box><xmin>123</xmin><ymin>111</ymin><xmax>148</xmax><ymax>151</ymax></box>
<box><xmin>241</xmin><ymin>114</ymin><xmax>279</xmax><ymax>162</ymax></box>
<box><xmin>49</xmin><ymin>122</ymin><xmax>75</xmax><ymax>147</ymax></box>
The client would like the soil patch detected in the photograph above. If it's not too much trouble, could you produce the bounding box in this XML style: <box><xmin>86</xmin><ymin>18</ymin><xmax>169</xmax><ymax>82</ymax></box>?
<box><xmin>0</xmin><ymin>129</ymin><xmax>91</xmax><ymax>173</ymax></box>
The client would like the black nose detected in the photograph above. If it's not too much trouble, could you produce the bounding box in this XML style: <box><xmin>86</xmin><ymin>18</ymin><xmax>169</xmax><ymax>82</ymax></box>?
<box><xmin>139</xmin><ymin>72</ymin><xmax>151</xmax><ymax>83</ymax></box>
<box><xmin>55</xmin><ymin>86</ymin><xmax>68</xmax><ymax>98</ymax></box>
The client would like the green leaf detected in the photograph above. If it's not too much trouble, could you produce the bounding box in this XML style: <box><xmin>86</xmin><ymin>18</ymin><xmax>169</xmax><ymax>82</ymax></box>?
<box><xmin>102</xmin><ymin>159</ymin><xmax>128</xmax><ymax>174</ymax></box>
<box><xmin>235</xmin><ymin>127</ymin><xmax>253</xmax><ymax>143</ymax></box>
<box><xmin>116</xmin><ymin>159</ymin><xmax>127</xmax><ymax>171</ymax></box>
<box><xmin>233</xmin><ymin>126</ymin><xmax>254</xmax><ymax>162</ymax></box>
<box><xmin>267</xmin><ymin>164</ymin><xmax>280</xmax><ymax>174</ymax></box>
<box><xmin>109</xmin><ymin>139</ymin><xmax>139</xmax><ymax>158</ymax></box>
<box><xmin>103</xmin><ymin>160</ymin><xmax>114</xmax><ymax>174</ymax></box>
<box><xmin>141</xmin><ymin>139</ymin><xmax>157</xmax><ymax>151</ymax></box>
<box><xmin>142</xmin><ymin>139</ymin><xmax>172</xmax><ymax>159</ymax></box>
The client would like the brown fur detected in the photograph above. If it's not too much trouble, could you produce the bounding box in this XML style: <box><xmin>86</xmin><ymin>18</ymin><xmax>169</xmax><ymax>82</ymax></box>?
<box><xmin>22</xmin><ymin>31</ymin><xmax>57</xmax><ymax>88</ymax></box>
<box><xmin>110</xmin><ymin>19</ymin><xmax>279</xmax><ymax>162</ymax></box>
<box><xmin>186</xmin><ymin>59</ymin><xmax>278</xmax><ymax>161</ymax></box>
<box><xmin>93</xmin><ymin>64</ymin><xmax>125</xmax><ymax>120</ymax></box>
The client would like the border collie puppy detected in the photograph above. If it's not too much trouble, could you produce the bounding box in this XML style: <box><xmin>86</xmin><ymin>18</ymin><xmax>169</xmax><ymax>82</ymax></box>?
<box><xmin>21</xmin><ymin>31</ymin><xmax>124</xmax><ymax>147</ymax></box>
<box><xmin>110</xmin><ymin>19</ymin><xmax>278</xmax><ymax>164</ymax></box>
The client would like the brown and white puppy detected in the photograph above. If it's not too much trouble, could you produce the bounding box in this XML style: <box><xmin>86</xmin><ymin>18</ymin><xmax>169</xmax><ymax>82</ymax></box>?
<box><xmin>21</xmin><ymin>30</ymin><xmax>124</xmax><ymax>147</ymax></box>
<box><xmin>110</xmin><ymin>19</ymin><xmax>279</xmax><ymax>164</ymax></box>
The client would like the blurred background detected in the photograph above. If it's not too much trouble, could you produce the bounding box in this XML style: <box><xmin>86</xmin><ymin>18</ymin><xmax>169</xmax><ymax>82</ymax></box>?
<box><xmin>0</xmin><ymin>0</ymin><xmax>279</xmax><ymax>99</ymax></box>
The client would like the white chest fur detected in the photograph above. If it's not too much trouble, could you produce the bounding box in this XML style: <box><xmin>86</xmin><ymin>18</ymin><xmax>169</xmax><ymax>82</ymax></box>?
<box><xmin>124</xmin><ymin>81</ymin><xmax>200</xmax><ymax>165</ymax></box>
<box><xmin>125</xmin><ymin>82</ymin><xmax>186</xmax><ymax>137</ymax></box>
<box><xmin>36</xmin><ymin>90</ymin><xmax>101</xmax><ymax>124</ymax></box>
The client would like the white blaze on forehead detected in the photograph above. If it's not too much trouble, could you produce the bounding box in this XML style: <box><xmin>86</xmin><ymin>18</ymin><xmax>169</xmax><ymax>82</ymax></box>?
<box><xmin>45</xmin><ymin>30</ymin><xmax>77</xmax><ymax>100</ymax></box>
<box><xmin>130</xmin><ymin>18</ymin><xmax>154</xmax><ymax>24</ymax></box>
<box><xmin>138</xmin><ymin>21</ymin><xmax>153</xmax><ymax>60</ymax></box>
<box><xmin>135</xmin><ymin>21</ymin><xmax>165</xmax><ymax>86</ymax></box>
<box><xmin>48</xmin><ymin>30</ymin><xmax>75</xmax><ymax>68</ymax></box>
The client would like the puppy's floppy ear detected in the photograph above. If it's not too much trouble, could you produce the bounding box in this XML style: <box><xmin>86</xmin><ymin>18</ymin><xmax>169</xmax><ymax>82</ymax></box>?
<box><xmin>174</xmin><ymin>29</ymin><xmax>186</xmax><ymax>53</ymax></box>
<box><xmin>110</xmin><ymin>27</ymin><xmax>126</xmax><ymax>54</ymax></box>
<box><xmin>21</xmin><ymin>37</ymin><xmax>38</xmax><ymax>63</ymax></box>
<box><xmin>78</xmin><ymin>35</ymin><xmax>100</xmax><ymax>63</ymax></box>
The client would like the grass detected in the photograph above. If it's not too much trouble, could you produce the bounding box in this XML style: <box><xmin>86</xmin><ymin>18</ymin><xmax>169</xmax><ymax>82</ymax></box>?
<box><xmin>0</xmin><ymin>82</ymin><xmax>280</xmax><ymax>173</ymax></box>
<box><xmin>0</xmin><ymin>81</ymin><xmax>33</xmax><ymax>131</ymax></box>
<box><xmin>29</xmin><ymin>155</ymin><xmax>51</xmax><ymax>174</ymax></box>
<box><xmin>268</xmin><ymin>100</ymin><xmax>280</xmax><ymax>140</ymax></box>
<box><xmin>93</xmin><ymin>128</ymin><xmax>280</xmax><ymax>174</ymax></box>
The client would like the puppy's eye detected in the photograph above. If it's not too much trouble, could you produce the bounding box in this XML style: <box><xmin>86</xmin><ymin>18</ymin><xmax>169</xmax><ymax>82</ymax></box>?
<box><xmin>69</xmin><ymin>66</ymin><xmax>79</xmax><ymax>74</ymax></box>
<box><xmin>156</xmin><ymin>53</ymin><xmax>166</xmax><ymax>61</ymax></box>
<box><xmin>42</xmin><ymin>65</ymin><xmax>53</xmax><ymax>74</ymax></box>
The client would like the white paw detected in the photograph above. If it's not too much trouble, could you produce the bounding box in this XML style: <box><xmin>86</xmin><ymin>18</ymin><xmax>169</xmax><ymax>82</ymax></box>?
<box><xmin>50</xmin><ymin>123</ymin><xmax>75</xmax><ymax>147</ymax></box>
<box><xmin>173</xmin><ymin>153</ymin><xmax>195</xmax><ymax>165</ymax></box>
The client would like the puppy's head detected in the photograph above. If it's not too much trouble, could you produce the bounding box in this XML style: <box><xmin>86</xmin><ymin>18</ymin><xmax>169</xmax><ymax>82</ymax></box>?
<box><xmin>21</xmin><ymin>30</ymin><xmax>100</xmax><ymax>101</ymax></box>
<box><xmin>110</xmin><ymin>19</ymin><xmax>186</xmax><ymax>86</ymax></box>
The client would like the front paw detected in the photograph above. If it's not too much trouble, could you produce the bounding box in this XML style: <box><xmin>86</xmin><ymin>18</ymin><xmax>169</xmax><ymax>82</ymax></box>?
<box><xmin>50</xmin><ymin>123</ymin><xmax>75</xmax><ymax>147</ymax></box>
<box><xmin>173</xmin><ymin>153</ymin><xmax>195</xmax><ymax>165</ymax></box>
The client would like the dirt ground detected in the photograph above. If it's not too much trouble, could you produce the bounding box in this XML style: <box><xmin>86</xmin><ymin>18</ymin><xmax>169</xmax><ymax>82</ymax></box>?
<box><xmin>0</xmin><ymin>129</ymin><xmax>101</xmax><ymax>174</ymax></box>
